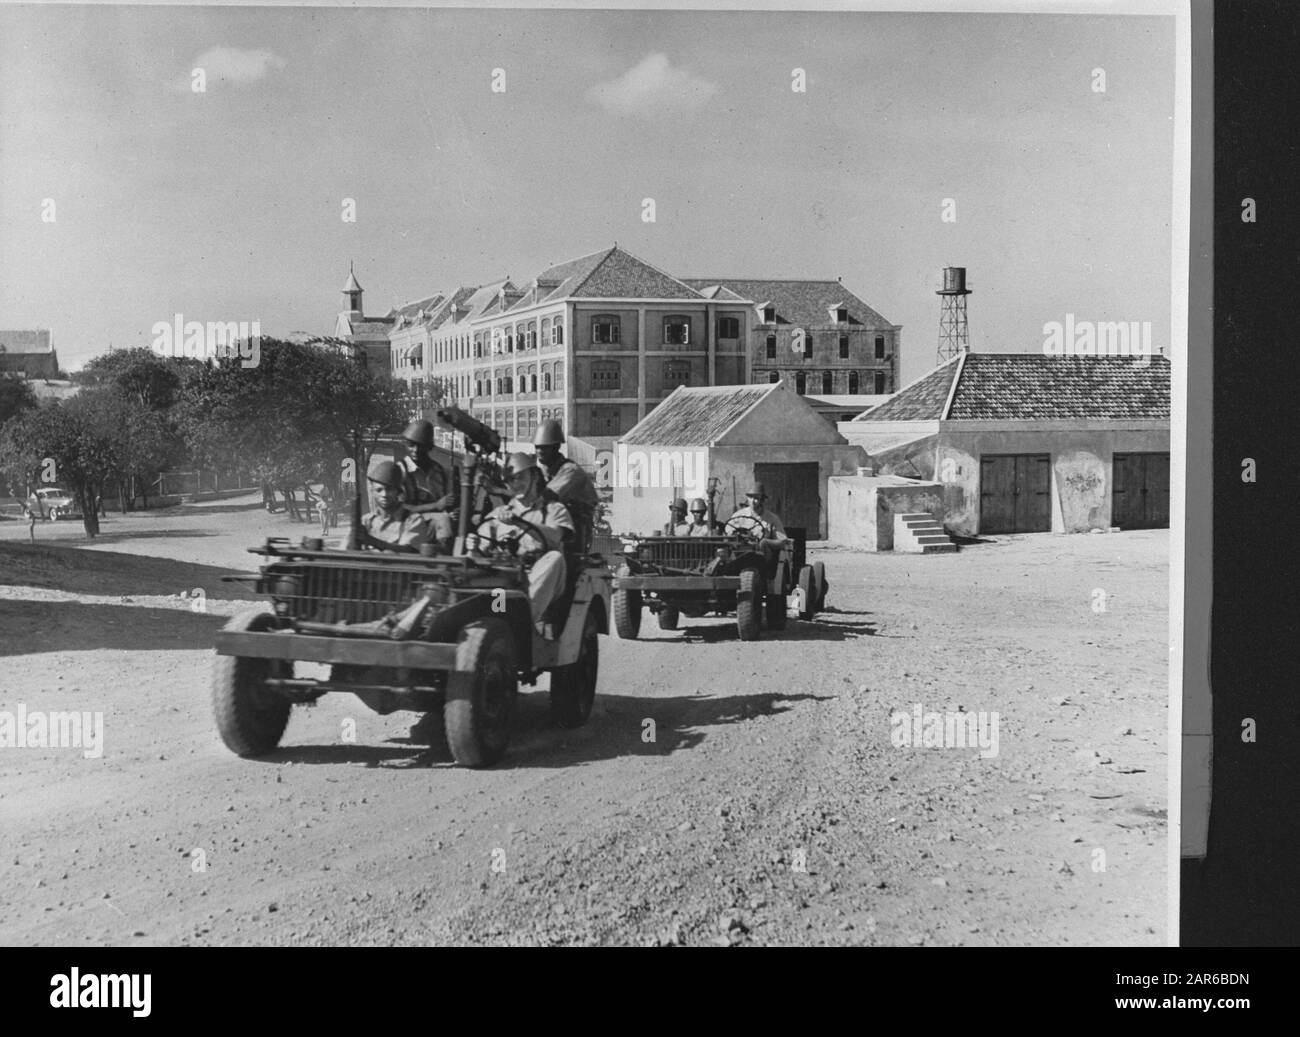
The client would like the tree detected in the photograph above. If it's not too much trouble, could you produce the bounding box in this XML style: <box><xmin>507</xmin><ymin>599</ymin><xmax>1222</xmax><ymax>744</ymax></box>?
<box><xmin>75</xmin><ymin>348</ymin><xmax>185</xmax><ymax>410</ymax></box>
<box><xmin>0</xmin><ymin>374</ymin><xmax>37</xmax><ymax>430</ymax></box>
<box><xmin>174</xmin><ymin>338</ymin><xmax>407</xmax><ymax>502</ymax></box>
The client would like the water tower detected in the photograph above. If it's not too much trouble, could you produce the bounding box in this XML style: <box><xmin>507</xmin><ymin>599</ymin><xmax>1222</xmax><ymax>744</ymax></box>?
<box><xmin>936</xmin><ymin>266</ymin><xmax>972</xmax><ymax>364</ymax></box>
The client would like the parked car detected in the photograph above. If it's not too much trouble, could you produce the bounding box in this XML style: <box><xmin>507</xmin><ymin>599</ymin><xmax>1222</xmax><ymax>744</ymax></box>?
<box><xmin>28</xmin><ymin>487</ymin><xmax>80</xmax><ymax>521</ymax></box>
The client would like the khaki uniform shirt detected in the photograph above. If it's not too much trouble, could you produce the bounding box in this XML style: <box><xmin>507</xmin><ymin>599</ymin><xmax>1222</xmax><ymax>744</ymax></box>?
<box><xmin>361</xmin><ymin>506</ymin><xmax>428</xmax><ymax>549</ymax></box>
<box><xmin>480</xmin><ymin>495</ymin><xmax>574</xmax><ymax>556</ymax></box>
<box><xmin>400</xmin><ymin>455</ymin><xmax>452</xmax><ymax>508</ymax></box>
<box><xmin>727</xmin><ymin>504</ymin><xmax>787</xmax><ymax>539</ymax></box>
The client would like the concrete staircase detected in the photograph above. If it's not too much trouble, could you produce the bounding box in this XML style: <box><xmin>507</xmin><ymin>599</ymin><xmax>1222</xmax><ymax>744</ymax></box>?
<box><xmin>893</xmin><ymin>512</ymin><xmax>958</xmax><ymax>554</ymax></box>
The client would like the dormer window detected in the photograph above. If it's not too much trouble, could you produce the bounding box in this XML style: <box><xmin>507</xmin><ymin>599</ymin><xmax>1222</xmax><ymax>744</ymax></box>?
<box><xmin>836</xmin><ymin>307</ymin><xmax>848</xmax><ymax>323</ymax></box>
<box><xmin>762</xmin><ymin>306</ymin><xmax>776</xmax><ymax>324</ymax></box>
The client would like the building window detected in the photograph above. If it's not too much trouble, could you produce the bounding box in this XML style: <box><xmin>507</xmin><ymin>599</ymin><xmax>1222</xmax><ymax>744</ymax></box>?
<box><xmin>592</xmin><ymin>315</ymin><xmax>620</xmax><ymax>344</ymax></box>
<box><xmin>768</xmin><ymin>371</ymin><xmax>780</xmax><ymax>384</ymax></box>
<box><xmin>663</xmin><ymin>316</ymin><xmax>691</xmax><ymax>346</ymax></box>
<box><xmin>875</xmin><ymin>370</ymin><xmax>887</xmax><ymax>394</ymax></box>
<box><xmin>848</xmin><ymin>371</ymin><xmax>859</xmax><ymax>394</ymax></box>
<box><xmin>663</xmin><ymin>360</ymin><xmax>690</xmax><ymax>389</ymax></box>
<box><xmin>875</xmin><ymin>334</ymin><xmax>886</xmax><ymax>359</ymax></box>
<box><xmin>530</xmin><ymin>372</ymin><xmax>538</xmax><ymax>393</ymax></box>
<box><xmin>591</xmin><ymin>361</ymin><xmax>620</xmax><ymax>391</ymax></box>
<box><xmin>762</xmin><ymin>306</ymin><xmax>775</xmax><ymax>323</ymax></box>
<box><xmin>839</xmin><ymin>334</ymin><xmax>849</xmax><ymax>359</ymax></box>
<box><xmin>543</xmin><ymin>371</ymin><xmax>552</xmax><ymax>392</ymax></box>
<box><xmin>766</xmin><ymin>335</ymin><xmax>777</xmax><ymax>360</ymax></box>
<box><xmin>836</xmin><ymin>307</ymin><xmax>848</xmax><ymax>323</ymax></box>
<box><xmin>553</xmin><ymin>319</ymin><xmax>564</xmax><ymax>345</ymax></box>
<box><xmin>554</xmin><ymin>365</ymin><xmax>564</xmax><ymax>391</ymax></box>
<box><xmin>541</xmin><ymin>318</ymin><xmax>550</xmax><ymax>345</ymax></box>
<box><xmin>474</xmin><ymin>337</ymin><xmax>482</xmax><ymax>358</ymax></box>
<box><xmin>528</xmin><ymin>329</ymin><xmax>537</xmax><ymax>350</ymax></box>
<box><xmin>506</xmin><ymin>332</ymin><xmax>514</xmax><ymax>353</ymax></box>
<box><xmin>822</xmin><ymin>371</ymin><xmax>833</xmax><ymax>394</ymax></box>
<box><xmin>593</xmin><ymin>407</ymin><xmax>620</xmax><ymax>435</ymax></box>
<box><xmin>795</xmin><ymin>371</ymin><xmax>806</xmax><ymax>395</ymax></box>
<box><xmin>717</xmin><ymin>316</ymin><xmax>740</xmax><ymax>339</ymax></box>
<box><xmin>475</xmin><ymin>379</ymin><xmax>482</xmax><ymax>397</ymax></box>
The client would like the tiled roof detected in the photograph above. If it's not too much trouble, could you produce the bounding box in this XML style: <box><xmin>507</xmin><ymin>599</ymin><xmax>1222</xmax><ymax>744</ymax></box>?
<box><xmin>0</xmin><ymin>330</ymin><xmax>52</xmax><ymax>352</ymax></box>
<box><xmin>571</xmin><ymin>247</ymin><xmax>704</xmax><ymax>300</ymax></box>
<box><xmin>948</xmin><ymin>353</ymin><xmax>1170</xmax><ymax>420</ymax></box>
<box><xmin>621</xmin><ymin>383</ymin><xmax>776</xmax><ymax>446</ymax></box>
<box><xmin>856</xmin><ymin>358</ymin><xmax>960</xmax><ymax>420</ymax></box>
<box><xmin>681</xmin><ymin>279</ymin><xmax>894</xmax><ymax>327</ymax></box>
<box><xmin>857</xmin><ymin>353</ymin><xmax>1171</xmax><ymax>422</ymax></box>
<box><xmin>392</xmin><ymin>294</ymin><xmax>444</xmax><ymax>322</ymax></box>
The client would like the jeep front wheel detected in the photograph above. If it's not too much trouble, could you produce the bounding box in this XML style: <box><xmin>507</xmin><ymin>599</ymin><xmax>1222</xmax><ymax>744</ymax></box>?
<box><xmin>737</xmin><ymin>568</ymin><xmax>764</xmax><ymax>641</ymax></box>
<box><xmin>445</xmin><ymin>618</ymin><xmax>518</xmax><ymax>767</ymax></box>
<box><xmin>212</xmin><ymin>610</ymin><xmax>292</xmax><ymax>757</ymax></box>
<box><xmin>550</xmin><ymin>607</ymin><xmax>599</xmax><ymax>729</ymax></box>
<box><xmin>612</xmin><ymin>581</ymin><xmax>642</xmax><ymax>640</ymax></box>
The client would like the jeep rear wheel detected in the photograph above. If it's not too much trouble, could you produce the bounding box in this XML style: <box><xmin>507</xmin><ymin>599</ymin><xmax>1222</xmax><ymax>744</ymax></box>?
<box><xmin>612</xmin><ymin>579</ymin><xmax>642</xmax><ymax>640</ymax></box>
<box><xmin>445</xmin><ymin>618</ymin><xmax>518</xmax><ymax>768</ymax></box>
<box><xmin>658</xmin><ymin>605</ymin><xmax>680</xmax><ymax>631</ymax></box>
<box><xmin>212</xmin><ymin>610</ymin><xmax>292</xmax><ymax>757</ymax></box>
<box><xmin>550</xmin><ymin>607</ymin><xmax>599</xmax><ymax>729</ymax></box>
<box><xmin>737</xmin><ymin>568</ymin><xmax>764</xmax><ymax>641</ymax></box>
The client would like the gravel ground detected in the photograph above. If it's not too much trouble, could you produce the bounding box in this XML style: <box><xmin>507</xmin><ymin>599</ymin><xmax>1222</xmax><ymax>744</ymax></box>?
<box><xmin>0</xmin><ymin>496</ymin><xmax>1167</xmax><ymax>946</ymax></box>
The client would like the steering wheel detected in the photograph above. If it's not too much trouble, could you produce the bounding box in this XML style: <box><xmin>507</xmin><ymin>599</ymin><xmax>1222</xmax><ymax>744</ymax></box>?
<box><xmin>724</xmin><ymin>513</ymin><xmax>771</xmax><ymax>543</ymax></box>
<box><xmin>474</xmin><ymin>514</ymin><xmax>552</xmax><ymax>557</ymax></box>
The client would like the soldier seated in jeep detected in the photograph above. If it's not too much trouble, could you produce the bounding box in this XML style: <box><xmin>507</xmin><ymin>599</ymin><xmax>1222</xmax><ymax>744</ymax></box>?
<box><xmin>468</xmin><ymin>452</ymin><xmax>574</xmax><ymax>638</ymax></box>
<box><xmin>355</xmin><ymin>459</ymin><xmax>431</xmax><ymax>554</ymax></box>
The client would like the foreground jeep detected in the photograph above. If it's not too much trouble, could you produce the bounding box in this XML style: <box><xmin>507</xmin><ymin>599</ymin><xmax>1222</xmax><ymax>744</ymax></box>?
<box><xmin>611</xmin><ymin>517</ymin><xmax>827</xmax><ymax>641</ymax></box>
<box><xmin>213</xmin><ymin>538</ymin><xmax>611</xmax><ymax>766</ymax></box>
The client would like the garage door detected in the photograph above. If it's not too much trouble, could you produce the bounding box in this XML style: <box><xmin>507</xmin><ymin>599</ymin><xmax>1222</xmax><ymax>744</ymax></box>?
<box><xmin>979</xmin><ymin>454</ymin><xmax>1051</xmax><ymax>534</ymax></box>
<box><xmin>1112</xmin><ymin>452</ymin><xmax>1170</xmax><ymax>529</ymax></box>
<box><xmin>753</xmin><ymin>462</ymin><xmax>821</xmax><ymax>537</ymax></box>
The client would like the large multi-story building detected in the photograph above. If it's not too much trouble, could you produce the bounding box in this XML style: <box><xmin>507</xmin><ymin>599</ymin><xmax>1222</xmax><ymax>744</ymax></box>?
<box><xmin>680</xmin><ymin>278</ymin><xmax>901</xmax><ymax>398</ymax></box>
<box><xmin>0</xmin><ymin>330</ymin><xmax>60</xmax><ymax>379</ymax></box>
<box><xmin>339</xmin><ymin>245</ymin><xmax>900</xmax><ymax>449</ymax></box>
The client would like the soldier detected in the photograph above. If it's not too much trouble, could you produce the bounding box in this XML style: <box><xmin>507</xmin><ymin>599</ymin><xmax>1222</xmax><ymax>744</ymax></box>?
<box><xmin>686</xmin><ymin>497</ymin><xmax>722</xmax><ymax>536</ymax></box>
<box><xmin>664</xmin><ymin>497</ymin><xmax>691</xmax><ymax>535</ymax></box>
<box><xmin>533</xmin><ymin>419</ymin><xmax>598</xmax><ymax>553</ymax></box>
<box><xmin>399</xmin><ymin>419</ymin><xmax>457</xmax><ymax>552</ymax></box>
<box><xmin>728</xmin><ymin>483</ymin><xmax>785</xmax><ymax>571</ymax></box>
<box><xmin>470</xmin><ymin>453</ymin><xmax>574</xmax><ymax>638</ymax></box>
<box><xmin>356</xmin><ymin>460</ymin><xmax>429</xmax><ymax>553</ymax></box>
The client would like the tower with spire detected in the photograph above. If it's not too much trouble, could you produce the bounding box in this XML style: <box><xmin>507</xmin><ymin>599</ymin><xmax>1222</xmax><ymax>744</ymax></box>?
<box><xmin>333</xmin><ymin>262</ymin><xmax>394</xmax><ymax>370</ymax></box>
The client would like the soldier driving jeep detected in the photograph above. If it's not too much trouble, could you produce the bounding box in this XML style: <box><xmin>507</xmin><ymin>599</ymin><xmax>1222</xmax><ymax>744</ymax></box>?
<box><xmin>467</xmin><ymin>452</ymin><xmax>575</xmax><ymax>638</ymax></box>
<box><xmin>355</xmin><ymin>459</ymin><xmax>430</xmax><ymax>554</ymax></box>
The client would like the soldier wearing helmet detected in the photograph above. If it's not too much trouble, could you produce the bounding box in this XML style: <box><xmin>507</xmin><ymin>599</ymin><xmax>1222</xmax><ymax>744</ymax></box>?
<box><xmin>470</xmin><ymin>452</ymin><xmax>575</xmax><ymax>638</ymax></box>
<box><xmin>726</xmin><ymin>483</ymin><xmax>788</xmax><ymax>543</ymax></box>
<box><xmin>686</xmin><ymin>497</ymin><xmax>722</xmax><ymax>536</ymax></box>
<box><xmin>357</xmin><ymin>459</ymin><xmax>430</xmax><ymax>553</ymax></box>
<box><xmin>399</xmin><ymin>419</ymin><xmax>457</xmax><ymax>552</ymax></box>
<box><xmin>533</xmin><ymin>418</ymin><xmax>598</xmax><ymax>553</ymax></box>
<box><xmin>663</xmin><ymin>497</ymin><xmax>691</xmax><ymax>535</ymax></box>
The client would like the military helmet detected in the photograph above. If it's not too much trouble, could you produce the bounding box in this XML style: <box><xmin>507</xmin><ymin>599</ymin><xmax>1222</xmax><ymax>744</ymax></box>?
<box><xmin>689</xmin><ymin>498</ymin><xmax>708</xmax><ymax>514</ymax></box>
<box><xmin>504</xmin><ymin>452</ymin><xmax>539</xmax><ymax>478</ymax></box>
<box><xmin>533</xmin><ymin>419</ymin><xmax>565</xmax><ymax>447</ymax></box>
<box><xmin>670</xmin><ymin>498</ymin><xmax>688</xmax><ymax>512</ymax></box>
<box><xmin>367</xmin><ymin>459</ymin><xmax>403</xmax><ymax>488</ymax></box>
<box><xmin>403</xmin><ymin>419</ymin><xmax>434</xmax><ymax>446</ymax></box>
<box><xmin>746</xmin><ymin>482</ymin><xmax>768</xmax><ymax>501</ymax></box>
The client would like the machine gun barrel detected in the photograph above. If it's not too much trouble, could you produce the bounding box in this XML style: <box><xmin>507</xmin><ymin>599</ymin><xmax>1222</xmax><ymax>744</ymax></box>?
<box><xmin>436</xmin><ymin>406</ymin><xmax>501</xmax><ymax>457</ymax></box>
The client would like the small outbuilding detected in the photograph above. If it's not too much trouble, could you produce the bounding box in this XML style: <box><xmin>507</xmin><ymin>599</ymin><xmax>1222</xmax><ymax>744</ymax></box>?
<box><xmin>839</xmin><ymin>353</ymin><xmax>1171</xmax><ymax>535</ymax></box>
<box><xmin>611</xmin><ymin>382</ymin><xmax>864</xmax><ymax>537</ymax></box>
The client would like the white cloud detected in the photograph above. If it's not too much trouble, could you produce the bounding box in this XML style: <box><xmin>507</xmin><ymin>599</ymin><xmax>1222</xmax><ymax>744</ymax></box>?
<box><xmin>188</xmin><ymin>46</ymin><xmax>286</xmax><ymax>88</ymax></box>
<box><xmin>587</xmin><ymin>53</ymin><xmax>718</xmax><ymax>116</ymax></box>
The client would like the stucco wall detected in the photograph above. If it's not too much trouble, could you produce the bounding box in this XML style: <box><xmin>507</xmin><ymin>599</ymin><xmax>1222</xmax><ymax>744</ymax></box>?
<box><xmin>828</xmin><ymin>475</ymin><xmax>945</xmax><ymax>551</ymax></box>
<box><xmin>936</xmin><ymin>426</ymin><xmax>1170</xmax><ymax>535</ymax></box>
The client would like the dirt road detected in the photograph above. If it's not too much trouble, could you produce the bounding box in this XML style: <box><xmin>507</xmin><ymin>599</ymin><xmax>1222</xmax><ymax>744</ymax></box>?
<box><xmin>0</xmin><ymin>497</ymin><xmax>1167</xmax><ymax>946</ymax></box>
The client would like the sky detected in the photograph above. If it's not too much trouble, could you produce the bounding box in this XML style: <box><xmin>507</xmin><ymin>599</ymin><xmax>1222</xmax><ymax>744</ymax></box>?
<box><xmin>0</xmin><ymin>5</ymin><xmax>1175</xmax><ymax>385</ymax></box>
